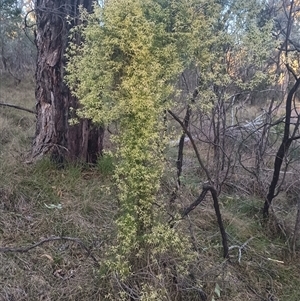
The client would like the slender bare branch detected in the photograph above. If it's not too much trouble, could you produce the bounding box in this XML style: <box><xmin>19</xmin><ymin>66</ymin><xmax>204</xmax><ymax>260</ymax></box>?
<box><xmin>182</xmin><ymin>187</ymin><xmax>208</xmax><ymax>217</ymax></box>
<box><xmin>0</xmin><ymin>236</ymin><xmax>100</xmax><ymax>267</ymax></box>
<box><xmin>182</xmin><ymin>183</ymin><xmax>228</xmax><ymax>258</ymax></box>
<box><xmin>168</xmin><ymin>109</ymin><xmax>212</xmax><ymax>183</ymax></box>
<box><xmin>0</xmin><ymin>101</ymin><xmax>36</xmax><ymax>114</ymax></box>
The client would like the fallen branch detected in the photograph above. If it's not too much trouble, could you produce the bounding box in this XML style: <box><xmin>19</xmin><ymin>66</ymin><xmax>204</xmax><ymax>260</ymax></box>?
<box><xmin>0</xmin><ymin>101</ymin><xmax>36</xmax><ymax>114</ymax></box>
<box><xmin>229</xmin><ymin>237</ymin><xmax>254</xmax><ymax>263</ymax></box>
<box><xmin>0</xmin><ymin>236</ymin><xmax>100</xmax><ymax>267</ymax></box>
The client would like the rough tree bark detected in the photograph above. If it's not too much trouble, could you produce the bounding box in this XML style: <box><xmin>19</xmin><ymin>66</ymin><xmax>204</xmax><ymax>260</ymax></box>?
<box><xmin>32</xmin><ymin>0</ymin><xmax>104</xmax><ymax>163</ymax></box>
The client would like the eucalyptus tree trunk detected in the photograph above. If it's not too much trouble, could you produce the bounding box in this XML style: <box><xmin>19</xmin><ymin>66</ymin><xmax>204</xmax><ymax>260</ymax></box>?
<box><xmin>32</xmin><ymin>0</ymin><xmax>104</xmax><ymax>163</ymax></box>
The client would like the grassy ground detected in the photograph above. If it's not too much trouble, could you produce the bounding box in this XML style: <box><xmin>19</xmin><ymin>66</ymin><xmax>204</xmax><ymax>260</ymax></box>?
<box><xmin>0</xmin><ymin>74</ymin><xmax>300</xmax><ymax>300</ymax></box>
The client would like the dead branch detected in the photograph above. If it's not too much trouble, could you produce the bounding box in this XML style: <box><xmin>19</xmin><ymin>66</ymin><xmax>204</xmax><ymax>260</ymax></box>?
<box><xmin>229</xmin><ymin>237</ymin><xmax>254</xmax><ymax>263</ymax></box>
<box><xmin>208</xmin><ymin>184</ymin><xmax>229</xmax><ymax>258</ymax></box>
<box><xmin>0</xmin><ymin>101</ymin><xmax>36</xmax><ymax>114</ymax></box>
<box><xmin>168</xmin><ymin>109</ymin><xmax>212</xmax><ymax>182</ymax></box>
<box><xmin>182</xmin><ymin>187</ymin><xmax>208</xmax><ymax>217</ymax></box>
<box><xmin>263</xmin><ymin>77</ymin><xmax>300</xmax><ymax>217</ymax></box>
<box><xmin>182</xmin><ymin>183</ymin><xmax>229</xmax><ymax>258</ymax></box>
<box><xmin>0</xmin><ymin>236</ymin><xmax>100</xmax><ymax>267</ymax></box>
<box><xmin>170</xmin><ymin>104</ymin><xmax>192</xmax><ymax>203</ymax></box>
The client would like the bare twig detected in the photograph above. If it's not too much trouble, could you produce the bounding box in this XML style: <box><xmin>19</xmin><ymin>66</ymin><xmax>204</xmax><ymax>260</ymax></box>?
<box><xmin>229</xmin><ymin>237</ymin><xmax>254</xmax><ymax>263</ymax></box>
<box><xmin>168</xmin><ymin>109</ymin><xmax>212</xmax><ymax>182</ymax></box>
<box><xmin>182</xmin><ymin>187</ymin><xmax>208</xmax><ymax>217</ymax></box>
<box><xmin>0</xmin><ymin>236</ymin><xmax>100</xmax><ymax>267</ymax></box>
<box><xmin>113</xmin><ymin>273</ymin><xmax>140</xmax><ymax>300</ymax></box>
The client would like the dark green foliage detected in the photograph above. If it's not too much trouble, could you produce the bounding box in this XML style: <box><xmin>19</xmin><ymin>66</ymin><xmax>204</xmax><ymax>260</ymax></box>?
<box><xmin>96</xmin><ymin>152</ymin><xmax>115</xmax><ymax>176</ymax></box>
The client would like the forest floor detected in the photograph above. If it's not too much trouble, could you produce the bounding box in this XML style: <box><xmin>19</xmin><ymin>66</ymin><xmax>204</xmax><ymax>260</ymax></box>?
<box><xmin>0</xmin><ymin>74</ymin><xmax>300</xmax><ymax>300</ymax></box>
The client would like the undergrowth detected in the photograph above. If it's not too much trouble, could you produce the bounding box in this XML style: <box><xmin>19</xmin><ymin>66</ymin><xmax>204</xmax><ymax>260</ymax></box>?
<box><xmin>0</xmin><ymin>75</ymin><xmax>300</xmax><ymax>300</ymax></box>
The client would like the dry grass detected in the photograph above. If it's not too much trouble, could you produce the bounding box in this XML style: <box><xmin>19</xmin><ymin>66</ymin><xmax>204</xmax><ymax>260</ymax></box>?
<box><xmin>0</xmin><ymin>171</ymin><xmax>117</xmax><ymax>300</ymax></box>
<box><xmin>0</xmin><ymin>160</ymin><xmax>118</xmax><ymax>300</ymax></box>
<box><xmin>1</xmin><ymin>75</ymin><xmax>300</xmax><ymax>300</ymax></box>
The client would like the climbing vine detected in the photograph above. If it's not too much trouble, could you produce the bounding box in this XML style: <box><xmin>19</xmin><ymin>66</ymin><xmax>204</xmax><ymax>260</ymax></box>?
<box><xmin>66</xmin><ymin>0</ymin><xmax>199</xmax><ymax>279</ymax></box>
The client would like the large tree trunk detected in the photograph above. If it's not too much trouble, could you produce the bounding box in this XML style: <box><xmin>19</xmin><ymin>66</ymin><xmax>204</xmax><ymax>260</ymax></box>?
<box><xmin>32</xmin><ymin>0</ymin><xmax>104</xmax><ymax>163</ymax></box>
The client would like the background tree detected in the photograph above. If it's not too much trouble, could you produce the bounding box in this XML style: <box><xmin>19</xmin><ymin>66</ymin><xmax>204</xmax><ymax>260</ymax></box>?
<box><xmin>0</xmin><ymin>0</ymin><xmax>35</xmax><ymax>82</ymax></box>
<box><xmin>31</xmin><ymin>0</ymin><xmax>104</xmax><ymax>163</ymax></box>
<box><xmin>263</xmin><ymin>0</ymin><xmax>300</xmax><ymax>217</ymax></box>
<box><xmin>170</xmin><ymin>0</ymin><xmax>276</xmax><ymax>195</ymax></box>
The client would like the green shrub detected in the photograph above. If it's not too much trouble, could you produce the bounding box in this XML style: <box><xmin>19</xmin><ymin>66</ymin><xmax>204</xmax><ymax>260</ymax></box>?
<box><xmin>97</xmin><ymin>152</ymin><xmax>115</xmax><ymax>176</ymax></box>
